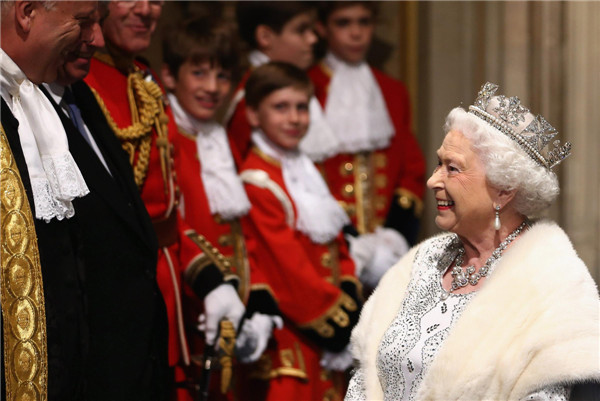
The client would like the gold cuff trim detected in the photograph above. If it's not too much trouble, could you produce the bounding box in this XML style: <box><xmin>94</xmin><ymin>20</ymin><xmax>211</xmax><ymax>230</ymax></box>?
<box><xmin>340</xmin><ymin>275</ymin><xmax>364</xmax><ymax>303</ymax></box>
<box><xmin>296</xmin><ymin>293</ymin><xmax>357</xmax><ymax>338</ymax></box>
<box><xmin>395</xmin><ymin>188</ymin><xmax>424</xmax><ymax>217</ymax></box>
<box><xmin>184</xmin><ymin>254</ymin><xmax>213</xmax><ymax>287</ymax></box>
<box><xmin>1</xmin><ymin>125</ymin><xmax>48</xmax><ymax>400</ymax></box>
<box><xmin>249</xmin><ymin>343</ymin><xmax>308</xmax><ymax>381</ymax></box>
<box><xmin>185</xmin><ymin>230</ymin><xmax>233</xmax><ymax>275</ymax></box>
<box><xmin>249</xmin><ymin>284</ymin><xmax>278</xmax><ymax>304</ymax></box>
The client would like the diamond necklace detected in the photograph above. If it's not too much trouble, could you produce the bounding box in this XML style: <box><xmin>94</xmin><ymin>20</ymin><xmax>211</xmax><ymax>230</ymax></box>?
<box><xmin>440</xmin><ymin>220</ymin><xmax>529</xmax><ymax>301</ymax></box>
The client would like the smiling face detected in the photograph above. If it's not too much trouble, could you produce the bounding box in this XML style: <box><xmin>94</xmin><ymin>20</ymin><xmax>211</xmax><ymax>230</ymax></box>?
<box><xmin>102</xmin><ymin>0</ymin><xmax>162</xmax><ymax>56</ymax></box>
<box><xmin>246</xmin><ymin>86</ymin><xmax>310</xmax><ymax>151</ymax></box>
<box><xmin>165</xmin><ymin>60</ymin><xmax>232</xmax><ymax>122</ymax></box>
<box><xmin>427</xmin><ymin>130</ymin><xmax>497</xmax><ymax>237</ymax></box>
<box><xmin>261</xmin><ymin>12</ymin><xmax>318</xmax><ymax>70</ymax></box>
<box><xmin>57</xmin><ymin>9</ymin><xmax>104</xmax><ymax>85</ymax></box>
<box><xmin>319</xmin><ymin>3</ymin><xmax>374</xmax><ymax>64</ymax></box>
<box><xmin>27</xmin><ymin>1</ymin><xmax>97</xmax><ymax>83</ymax></box>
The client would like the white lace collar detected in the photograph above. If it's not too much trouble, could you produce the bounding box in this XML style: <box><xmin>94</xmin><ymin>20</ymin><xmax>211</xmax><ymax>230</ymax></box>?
<box><xmin>168</xmin><ymin>93</ymin><xmax>250</xmax><ymax>220</ymax></box>
<box><xmin>322</xmin><ymin>51</ymin><xmax>395</xmax><ymax>154</ymax></box>
<box><xmin>0</xmin><ymin>48</ymin><xmax>89</xmax><ymax>222</ymax></box>
<box><xmin>252</xmin><ymin>130</ymin><xmax>349</xmax><ymax>243</ymax></box>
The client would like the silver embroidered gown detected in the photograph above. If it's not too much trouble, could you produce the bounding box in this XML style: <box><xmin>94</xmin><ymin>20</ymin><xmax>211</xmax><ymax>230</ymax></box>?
<box><xmin>345</xmin><ymin>235</ymin><xmax>571</xmax><ymax>401</ymax></box>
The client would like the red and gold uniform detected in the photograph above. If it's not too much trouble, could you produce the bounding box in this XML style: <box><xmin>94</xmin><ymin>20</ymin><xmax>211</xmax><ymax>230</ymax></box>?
<box><xmin>172</xmin><ymin>120</ymin><xmax>282</xmax><ymax>400</ymax></box>
<box><xmin>85</xmin><ymin>53</ymin><xmax>229</xmax><ymax>400</ymax></box>
<box><xmin>224</xmin><ymin>69</ymin><xmax>252</xmax><ymax>167</ymax></box>
<box><xmin>238</xmin><ymin>147</ymin><xmax>363</xmax><ymax>401</ymax></box>
<box><xmin>308</xmin><ymin>62</ymin><xmax>426</xmax><ymax>244</ymax></box>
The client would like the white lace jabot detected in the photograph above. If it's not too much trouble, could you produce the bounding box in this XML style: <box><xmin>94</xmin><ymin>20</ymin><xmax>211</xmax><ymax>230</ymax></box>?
<box><xmin>323</xmin><ymin>51</ymin><xmax>395</xmax><ymax>154</ymax></box>
<box><xmin>168</xmin><ymin>93</ymin><xmax>250</xmax><ymax>220</ymax></box>
<box><xmin>252</xmin><ymin>130</ymin><xmax>349</xmax><ymax>244</ymax></box>
<box><xmin>0</xmin><ymin>48</ymin><xmax>89</xmax><ymax>222</ymax></box>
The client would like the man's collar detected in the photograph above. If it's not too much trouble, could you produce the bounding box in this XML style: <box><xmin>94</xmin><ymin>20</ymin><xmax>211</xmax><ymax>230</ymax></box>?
<box><xmin>42</xmin><ymin>82</ymin><xmax>66</xmax><ymax>105</ymax></box>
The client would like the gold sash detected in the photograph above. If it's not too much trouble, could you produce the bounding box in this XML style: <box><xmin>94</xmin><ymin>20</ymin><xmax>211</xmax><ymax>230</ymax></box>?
<box><xmin>0</xmin><ymin>125</ymin><xmax>48</xmax><ymax>400</ymax></box>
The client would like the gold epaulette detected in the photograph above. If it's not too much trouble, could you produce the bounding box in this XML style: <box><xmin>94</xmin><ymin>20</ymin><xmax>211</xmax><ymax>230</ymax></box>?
<box><xmin>1</xmin><ymin>125</ymin><xmax>48</xmax><ymax>400</ymax></box>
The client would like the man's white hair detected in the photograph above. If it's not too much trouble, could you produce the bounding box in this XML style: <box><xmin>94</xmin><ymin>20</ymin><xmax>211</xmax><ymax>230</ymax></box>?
<box><xmin>443</xmin><ymin>107</ymin><xmax>559</xmax><ymax>218</ymax></box>
<box><xmin>1</xmin><ymin>1</ymin><xmax>56</xmax><ymax>12</ymax></box>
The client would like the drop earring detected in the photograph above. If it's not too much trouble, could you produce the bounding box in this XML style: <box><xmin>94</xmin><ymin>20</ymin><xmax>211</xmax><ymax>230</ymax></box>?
<box><xmin>494</xmin><ymin>205</ymin><xmax>501</xmax><ymax>231</ymax></box>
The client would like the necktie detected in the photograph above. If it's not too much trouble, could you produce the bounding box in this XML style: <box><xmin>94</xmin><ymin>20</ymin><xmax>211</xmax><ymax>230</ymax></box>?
<box><xmin>62</xmin><ymin>87</ymin><xmax>113</xmax><ymax>176</ymax></box>
<box><xmin>63</xmin><ymin>87</ymin><xmax>92</xmax><ymax>146</ymax></box>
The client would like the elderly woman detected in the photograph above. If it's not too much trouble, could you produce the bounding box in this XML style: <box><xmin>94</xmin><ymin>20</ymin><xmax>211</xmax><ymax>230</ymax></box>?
<box><xmin>345</xmin><ymin>82</ymin><xmax>599</xmax><ymax>401</ymax></box>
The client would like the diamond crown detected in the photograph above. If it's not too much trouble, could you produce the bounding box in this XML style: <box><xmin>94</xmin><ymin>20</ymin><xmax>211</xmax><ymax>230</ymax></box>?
<box><xmin>468</xmin><ymin>82</ymin><xmax>571</xmax><ymax>169</ymax></box>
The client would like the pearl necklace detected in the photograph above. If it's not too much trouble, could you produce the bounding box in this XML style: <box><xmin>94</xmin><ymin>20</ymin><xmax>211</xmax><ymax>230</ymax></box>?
<box><xmin>440</xmin><ymin>220</ymin><xmax>529</xmax><ymax>301</ymax></box>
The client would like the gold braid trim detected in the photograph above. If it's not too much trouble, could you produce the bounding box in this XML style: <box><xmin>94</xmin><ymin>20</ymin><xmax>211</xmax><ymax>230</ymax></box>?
<box><xmin>183</xmin><ymin>230</ymin><xmax>234</xmax><ymax>289</ymax></box>
<box><xmin>296</xmin><ymin>293</ymin><xmax>357</xmax><ymax>338</ymax></box>
<box><xmin>89</xmin><ymin>68</ymin><xmax>170</xmax><ymax>189</ymax></box>
<box><xmin>1</xmin><ymin>125</ymin><xmax>49</xmax><ymax>400</ymax></box>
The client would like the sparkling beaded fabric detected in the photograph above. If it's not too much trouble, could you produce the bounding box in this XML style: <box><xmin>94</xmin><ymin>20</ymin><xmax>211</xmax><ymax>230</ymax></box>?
<box><xmin>345</xmin><ymin>234</ymin><xmax>571</xmax><ymax>401</ymax></box>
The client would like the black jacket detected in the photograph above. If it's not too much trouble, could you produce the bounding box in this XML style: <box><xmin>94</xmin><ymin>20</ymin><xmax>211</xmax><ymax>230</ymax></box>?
<box><xmin>43</xmin><ymin>80</ymin><xmax>170</xmax><ymax>401</ymax></box>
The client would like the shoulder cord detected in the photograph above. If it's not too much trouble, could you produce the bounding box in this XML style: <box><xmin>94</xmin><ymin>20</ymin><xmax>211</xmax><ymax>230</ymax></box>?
<box><xmin>90</xmin><ymin>67</ymin><xmax>170</xmax><ymax>190</ymax></box>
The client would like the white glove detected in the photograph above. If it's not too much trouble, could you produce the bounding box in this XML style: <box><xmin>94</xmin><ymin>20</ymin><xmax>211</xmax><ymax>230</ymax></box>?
<box><xmin>235</xmin><ymin>313</ymin><xmax>283</xmax><ymax>363</ymax></box>
<box><xmin>320</xmin><ymin>345</ymin><xmax>353</xmax><ymax>372</ymax></box>
<box><xmin>360</xmin><ymin>227</ymin><xmax>409</xmax><ymax>288</ymax></box>
<box><xmin>198</xmin><ymin>284</ymin><xmax>245</xmax><ymax>346</ymax></box>
<box><xmin>345</xmin><ymin>232</ymin><xmax>378</xmax><ymax>278</ymax></box>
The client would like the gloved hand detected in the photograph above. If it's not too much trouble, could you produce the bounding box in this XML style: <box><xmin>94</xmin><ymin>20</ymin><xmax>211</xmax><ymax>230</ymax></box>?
<box><xmin>320</xmin><ymin>345</ymin><xmax>353</xmax><ymax>372</ymax></box>
<box><xmin>345</xmin><ymin>232</ymin><xmax>378</xmax><ymax>278</ymax></box>
<box><xmin>235</xmin><ymin>313</ymin><xmax>283</xmax><ymax>363</ymax></box>
<box><xmin>198</xmin><ymin>284</ymin><xmax>245</xmax><ymax>346</ymax></box>
<box><xmin>360</xmin><ymin>227</ymin><xmax>409</xmax><ymax>288</ymax></box>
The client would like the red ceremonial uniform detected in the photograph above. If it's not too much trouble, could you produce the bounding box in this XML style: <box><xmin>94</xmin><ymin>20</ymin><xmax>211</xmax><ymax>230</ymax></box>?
<box><xmin>172</xmin><ymin>125</ymin><xmax>281</xmax><ymax>400</ymax></box>
<box><xmin>224</xmin><ymin>69</ymin><xmax>252</xmax><ymax>167</ymax></box>
<box><xmin>85</xmin><ymin>53</ymin><xmax>227</xmax><ymax>400</ymax></box>
<box><xmin>308</xmin><ymin>63</ymin><xmax>426</xmax><ymax>243</ymax></box>
<box><xmin>238</xmin><ymin>147</ymin><xmax>363</xmax><ymax>401</ymax></box>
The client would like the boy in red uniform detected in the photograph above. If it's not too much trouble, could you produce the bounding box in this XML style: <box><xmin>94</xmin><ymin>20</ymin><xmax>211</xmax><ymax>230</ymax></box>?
<box><xmin>84</xmin><ymin>2</ymin><xmax>244</xmax><ymax>399</ymax></box>
<box><xmin>160</xmin><ymin>17</ymin><xmax>283</xmax><ymax>397</ymax></box>
<box><xmin>224</xmin><ymin>1</ymin><xmax>319</xmax><ymax>165</ymax></box>
<box><xmin>308</xmin><ymin>2</ymin><xmax>426</xmax><ymax>282</ymax></box>
<box><xmin>239</xmin><ymin>62</ymin><xmax>363</xmax><ymax>401</ymax></box>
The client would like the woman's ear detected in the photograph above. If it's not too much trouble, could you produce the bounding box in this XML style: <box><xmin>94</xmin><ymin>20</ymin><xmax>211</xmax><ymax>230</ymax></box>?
<box><xmin>160</xmin><ymin>64</ymin><xmax>176</xmax><ymax>91</ymax></box>
<box><xmin>495</xmin><ymin>188</ymin><xmax>517</xmax><ymax>210</ymax></box>
<box><xmin>245</xmin><ymin>106</ymin><xmax>260</xmax><ymax>128</ymax></box>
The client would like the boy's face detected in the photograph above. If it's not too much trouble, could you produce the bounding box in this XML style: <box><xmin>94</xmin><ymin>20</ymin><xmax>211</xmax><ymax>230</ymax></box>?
<box><xmin>260</xmin><ymin>12</ymin><xmax>317</xmax><ymax>70</ymax></box>
<box><xmin>318</xmin><ymin>4</ymin><xmax>374</xmax><ymax>64</ymax></box>
<box><xmin>247</xmin><ymin>87</ymin><xmax>310</xmax><ymax>151</ymax></box>
<box><xmin>164</xmin><ymin>60</ymin><xmax>232</xmax><ymax>122</ymax></box>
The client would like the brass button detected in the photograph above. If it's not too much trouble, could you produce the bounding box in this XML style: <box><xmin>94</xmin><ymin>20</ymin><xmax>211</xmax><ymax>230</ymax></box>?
<box><xmin>321</xmin><ymin>252</ymin><xmax>332</xmax><ymax>267</ymax></box>
<box><xmin>374</xmin><ymin>153</ymin><xmax>387</xmax><ymax>169</ymax></box>
<box><xmin>342</xmin><ymin>184</ymin><xmax>354</xmax><ymax>198</ymax></box>
<box><xmin>375</xmin><ymin>174</ymin><xmax>387</xmax><ymax>188</ymax></box>
<box><xmin>399</xmin><ymin>195</ymin><xmax>414</xmax><ymax>210</ymax></box>
<box><xmin>340</xmin><ymin>162</ymin><xmax>354</xmax><ymax>176</ymax></box>
<box><xmin>359</xmin><ymin>172</ymin><xmax>368</xmax><ymax>181</ymax></box>
<box><xmin>375</xmin><ymin>195</ymin><xmax>387</xmax><ymax>211</ymax></box>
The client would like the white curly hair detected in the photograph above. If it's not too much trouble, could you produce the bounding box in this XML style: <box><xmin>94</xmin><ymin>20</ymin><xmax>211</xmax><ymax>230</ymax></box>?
<box><xmin>443</xmin><ymin>107</ymin><xmax>559</xmax><ymax>218</ymax></box>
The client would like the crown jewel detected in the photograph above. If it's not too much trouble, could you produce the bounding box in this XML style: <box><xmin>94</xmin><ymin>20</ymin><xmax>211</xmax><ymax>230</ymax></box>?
<box><xmin>468</xmin><ymin>82</ymin><xmax>572</xmax><ymax>169</ymax></box>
